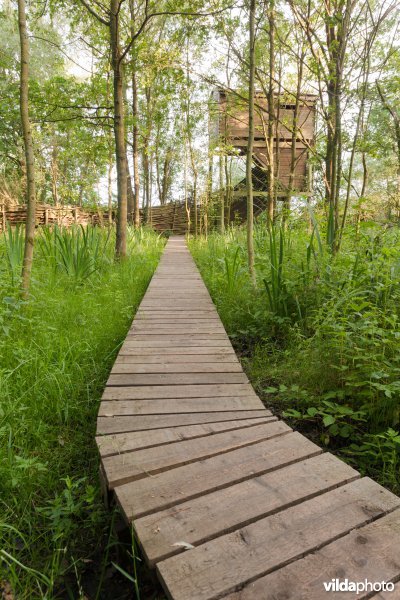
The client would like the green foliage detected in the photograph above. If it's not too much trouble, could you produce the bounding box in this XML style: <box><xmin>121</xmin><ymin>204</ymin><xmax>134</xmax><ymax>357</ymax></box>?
<box><xmin>2</xmin><ymin>224</ymin><xmax>24</xmax><ymax>285</ymax></box>
<box><xmin>263</xmin><ymin>226</ymin><xmax>288</xmax><ymax>318</ymax></box>
<box><xmin>343</xmin><ymin>428</ymin><xmax>400</xmax><ymax>490</ymax></box>
<box><xmin>283</xmin><ymin>401</ymin><xmax>367</xmax><ymax>445</ymax></box>
<box><xmin>221</xmin><ymin>245</ymin><xmax>244</xmax><ymax>295</ymax></box>
<box><xmin>0</xmin><ymin>226</ymin><xmax>164</xmax><ymax>598</ymax></box>
<box><xmin>190</xmin><ymin>218</ymin><xmax>400</xmax><ymax>494</ymax></box>
<box><xmin>37</xmin><ymin>225</ymin><xmax>112</xmax><ymax>281</ymax></box>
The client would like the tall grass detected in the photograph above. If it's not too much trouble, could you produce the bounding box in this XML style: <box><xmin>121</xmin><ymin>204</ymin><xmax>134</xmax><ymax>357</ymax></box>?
<box><xmin>189</xmin><ymin>218</ymin><xmax>400</xmax><ymax>493</ymax></box>
<box><xmin>2</xmin><ymin>224</ymin><xmax>25</xmax><ymax>285</ymax></box>
<box><xmin>0</xmin><ymin>225</ymin><xmax>165</xmax><ymax>598</ymax></box>
<box><xmin>37</xmin><ymin>225</ymin><xmax>112</xmax><ymax>280</ymax></box>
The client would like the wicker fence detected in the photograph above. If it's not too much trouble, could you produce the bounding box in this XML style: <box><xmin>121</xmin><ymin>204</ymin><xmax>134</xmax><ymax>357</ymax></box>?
<box><xmin>0</xmin><ymin>202</ymin><xmax>199</xmax><ymax>235</ymax></box>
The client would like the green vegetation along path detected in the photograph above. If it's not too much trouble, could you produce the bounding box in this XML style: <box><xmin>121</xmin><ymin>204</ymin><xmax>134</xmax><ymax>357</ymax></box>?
<box><xmin>96</xmin><ymin>236</ymin><xmax>400</xmax><ymax>600</ymax></box>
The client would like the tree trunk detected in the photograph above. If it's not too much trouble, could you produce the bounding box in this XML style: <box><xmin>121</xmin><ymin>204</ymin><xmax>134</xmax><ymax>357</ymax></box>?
<box><xmin>184</xmin><ymin>139</ymin><xmax>190</xmax><ymax>235</ymax></box>
<box><xmin>284</xmin><ymin>44</ymin><xmax>305</xmax><ymax>226</ymax></box>
<box><xmin>110</xmin><ymin>0</ymin><xmax>127</xmax><ymax>258</ymax></box>
<box><xmin>132</xmin><ymin>67</ymin><xmax>140</xmax><ymax>227</ymax></box>
<box><xmin>224</xmin><ymin>155</ymin><xmax>232</xmax><ymax>225</ymax></box>
<box><xmin>50</xmin><ymin>140</ymin><xmax>59</xmax><ymax>206</ymax></box>
<box><xmin>129</xmin><ymin>0</ymin><xmax>140</xmax><ymax>228</ymax></box>
<box><xmin>205</xmin><ymin>149</ymin><xmax>213</xmax><ymax>239</ymax></box>
<box><xmin>18</xmin><ymin>0</ymin><xmax>36</xmax><ymax>295</ymax></box>
<box><xmin>266</xmin><ymin>0</ymin><xmax>275</xmax><ymax>223</ymax></box>
<box><xmin>108</xmin><ymin>143</ymin><xmax>113</xmax><ymax>225</ymax></box>
<box><xmin>219</xmin><ymin>153</ymin><xmax>225</xmax><ymax>233</ymax></box>
<box><xmin>161</xmin><ymin>148</ymin><xmax>173</xmax><ymax>206</ymax></box>
<box><xmin>247</xmin><ymin>0</ymin><xmax>256</xmax><ymax>283</ymax></box>
<box><xmin>127</xmin><ymin>163</ymin><xmax>135</xmax><ymax>220</ymax></box>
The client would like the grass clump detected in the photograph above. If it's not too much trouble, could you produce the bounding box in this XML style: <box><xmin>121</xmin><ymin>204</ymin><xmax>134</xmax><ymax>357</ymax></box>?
<box><xmin>189</xmin><ymin>218</ymin><xmax>400</xmax><ymax>494</ymax></box>
<box><xmin>0</xmin><ymin>225</ymin><xmax>165</xmax><ymax>599</ymax></box>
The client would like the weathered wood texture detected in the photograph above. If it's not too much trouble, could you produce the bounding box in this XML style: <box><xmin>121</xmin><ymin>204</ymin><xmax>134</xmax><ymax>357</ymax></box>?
<box><xmin>213</xmin><ymin>89</ymin><xmax>317</xmax><ymax>194</ymax></box>
<box><xmin>0</xmin><ymin>201</ymin><xmax>198</xmax><ymax>235</ymax></box>
<box><xmin>97</xmin><ymin>237</ymin><xmax>400</xmax><ymax>600</ymax></box>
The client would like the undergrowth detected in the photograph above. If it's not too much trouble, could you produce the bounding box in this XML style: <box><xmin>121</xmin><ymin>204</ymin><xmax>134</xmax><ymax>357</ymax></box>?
<box><xmin>0</xmin><ymin>225</ymin><xmax>165</xmax><ymax>599</ymax></box>
<box><xmin>189</xmin><ymin>216</ymin><xmax>400</xmax><ymax>494</ymax></box>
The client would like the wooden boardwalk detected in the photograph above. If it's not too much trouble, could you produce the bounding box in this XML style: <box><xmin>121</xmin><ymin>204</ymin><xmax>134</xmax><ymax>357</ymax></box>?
<box><xmin>97</xmin><ymin>237</ymin><xmax>400</xmax><ymax>600</ymax></box>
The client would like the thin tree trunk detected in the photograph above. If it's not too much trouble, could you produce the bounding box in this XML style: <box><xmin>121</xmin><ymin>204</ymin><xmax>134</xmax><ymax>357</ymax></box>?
<box><xmin>129</xmin><ymin>0</ymin><xmax>140</xmax><ymax>228</ymax></box>
<box><xmin>127</xmin><ymin>163</ymin><xmax>135</xmax><ymax>221</ymax></box>
<box><xmin>285</xmin><ymin>44</ymin><xmax>305</xmax><ymax>226</ymax></box>
<box><xmin>355</xmin><ymin>153</ymin><xmax>368</xmax><ymax>238</ymax></box>
<box><xmin>106</xmin><ymin>66</ymin><xmax>113</xmax><ymax>225</ymax></box>
<box><xmin>190</xmin><ymin>156</ymin><xmax>198</xmax><ymax>236</ymax></box>
<box><xmin>219</xmin><ymin>153</ymin><xmax>225</xmax><ymax>233</ymax></box>
<box><xmin>184</xmin><ymin>139</ymin><xmax>190</xmax><ymax>235</ymax></box>
<box><xmin>266</xmin><ymin>0</ymin><xmax>275</xmax><ymax>223</ymax></box>
<box><xmin>108</xmin><ymin>144</ymin><xmax>113</xmax><ymax>225</ymax></box>
<box><xmin>18</xmin><ymin>0</ymin><xmax>36</xmax><ymax>294</ymax></box>
<box><xmin>247</xmin><ymin>0</ymin><xmax>256</xmax><ymax>283</ymax></box>
<box><xmin>160</xmin><ymin>148</ymin><xmax>173</xmax><ymax>205</ymax></box>
<box><xmin>110</xmin><ymin>0</ymin><xmax>127</xmax><ymax>258</ymax></box>
<box><xmin>205</xmin><ymin>149</ymin><xmax>213</xmax><ymax>239</ymax></box>
<box><xmin>132</xmin><ymin>68</ymin><xmax>140</xmax><ymax>227</ymax></box>
<box><xmin>50</xmin><ymin>141</ymin><xmax>59</xmax><ymax>205</ymax></box>
<box><xmin>224</xmin><ymin>155</ymin><xmax>232</xmax><ymax>225</ymax></box>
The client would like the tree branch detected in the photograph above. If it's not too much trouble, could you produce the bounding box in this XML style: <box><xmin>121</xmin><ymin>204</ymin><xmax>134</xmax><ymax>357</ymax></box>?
<box><xmin>78</xmin><ymin>0</ymin><xmax>110</xmax><ymax>26</ymax></box>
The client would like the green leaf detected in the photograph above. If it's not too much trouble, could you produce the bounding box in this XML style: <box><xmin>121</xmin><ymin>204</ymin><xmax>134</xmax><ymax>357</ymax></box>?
<box><xmin>323</xmin><ymin>414</ymin><xmax>336</xmax><ymax>426</ymax></box>
<box><xmin>307</xmin><ymin>407</ymin><xmax>318</xmax><ymax>417</ymax></box>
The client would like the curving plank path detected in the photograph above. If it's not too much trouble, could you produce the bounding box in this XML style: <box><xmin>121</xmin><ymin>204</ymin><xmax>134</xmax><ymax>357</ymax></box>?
<box><xmin>97</xmin><ymin>236</ymin><xmax>400</xmax><ymax>600</ymax></box>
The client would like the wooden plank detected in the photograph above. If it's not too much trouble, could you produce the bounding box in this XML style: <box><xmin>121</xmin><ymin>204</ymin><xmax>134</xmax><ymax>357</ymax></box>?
<box><xmin>143</xmin><ymin>296</ymin><xmax>212</xmax><ymax>302</ymax></box>
<box><xmin>96</xmin><ymin>410</ymin><xmax>271</xmax><ymax>434</ymax></box>
<box><xmin>96</xmin><ymin>417</ymin><xmax>276</xmax><ymax>455</ymax></box>
<box><xmin>373</xmin><ymin>582</ymin><xmax>400</xmax><ymax>600</ymax></box>
<box><xmin>147</xmin><ymin>284</ymin><xmax>206</xmax><ymax>289</ymax></box>
<box><xmin>132</xmin><ymin>319</ymin><xmax>222</xmax><ymax>325</ymax></box>
<box><xmin>144</xmin><ymin>290</ymin><xmax>211</xmax><ymax>296</ymax></box>
<box><xmin>129</xmin><ymin>325</ymin><xmax>226</xmax><ymax>333</ymax></box>
<box><xmin>103</xmin><ymin>421</ymin><xmax>291</xmax><ymax>488</ymax></box>
<box><xmin>121</xmin><ymin>339</ymin><xmax>232</xmax><ymax>348</ymax></box>
<box><xmin>118</xmin><ymin>347</ymin><xmax>236</xmax><ymax>356</ymax></box>
<box><xmin>222</xmin><ymin>508</ymin><xmax>400</xmax><ymax>600</ymax></box>
<box><xmin>113</xmin><ymin>354</ymin><xmax>240</xmax><ymax>365</ymax></box>
<box><xmin>124</xmin><ymin>334</ymin><xmax>229</xmax><ymax>342</ymax></box>
<box><xmin>139</xmin><ymin>302</ymin><xmax>215</xmax><ymax>308</ymax></box>
<box><xmin>134</xmin><ymin>316</ymin><xmax>220</xmax><ymax>322</ymax></box>
<box><xmin>102</xmin><ymin>383</ymin><xmax>257</xmax><ymax>400</ymax></box>
<box><xmin>99</xmin><ymin>396</ymin><xmax>264</xmax><ymax>416</ymax></box>
<box><xmin>135</xmin><ymin>453</ymin><xmax>359</xmax><ymax>566</ymax></box>
<box><xmin>156</xmin><ymin>478</ymin><xmax>400</xmax><ymax>600</ymax></box>
<box><xmin>111</xmin><ymin>362</ymin><xmax>243</xmax><ymax>373</ymax></box>
<box><xmin>115</xmin><ymin>432</ymin><xmax>322</xmax><ymax>519</ymax></box>
<box><xmin>106</xmin><ymin>373</ymin><xmax>248</xmax><ymax>386</ymax></box>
